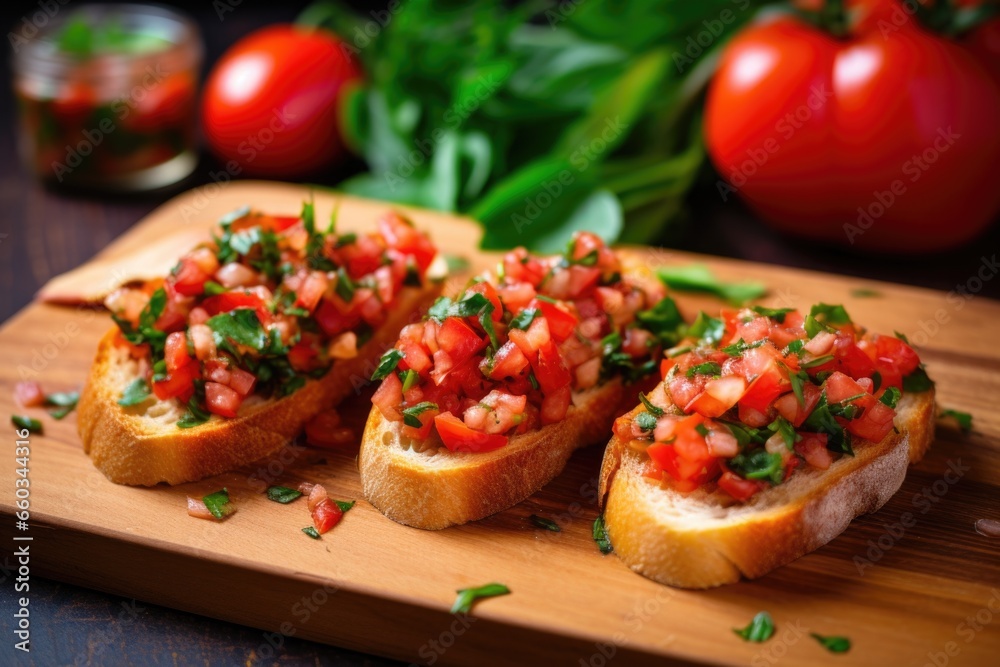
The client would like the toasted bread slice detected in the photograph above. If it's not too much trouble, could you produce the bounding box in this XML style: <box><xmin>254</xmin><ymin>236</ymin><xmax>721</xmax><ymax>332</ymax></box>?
<box><xmin>360</xmin><ymin>379</ymin><xmax>644</xmax><ymax>530</ymax></box>
<box><xmin>597</xmin><ymin>382</ymin><xmax>936</xmax><ymax>589</ymax></box>
<box><xmin>78</xmin><ymin>285</ymin><xmax>439</xmax><ymax>486</ymax></box>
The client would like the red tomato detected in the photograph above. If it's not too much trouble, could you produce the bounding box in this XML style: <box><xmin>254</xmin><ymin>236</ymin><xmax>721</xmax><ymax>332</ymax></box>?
<box><xmin>314</xmin><ymin>298</ymin><xmax>362</xmax><ymax>337</ymax></box>
<box><xmin>540</xmin><ymin>384</ymin><xmax>572</xmax><ymax>425</ymax></box>
<box><xmin>372</xmin><ymin>371</ymin><xmax>404</xmax><ymax>422</ymax></box>
<box><xmin>434</xmin><ymin>412</ymin><xmax>508</xmax><ymax>452</ymax></box>
<box><xmin>533</xmin><ymin>341</ymin><xmax>572</xmax><ymax>394</ymax></box>
<box><xmin>14</xmin><ymin>381</ymin><xmax>45</xmax><ymax>407</ymax></box>
<box><xmin>436</xmin><ymin>318</ymin><xmax>486</xmax><ymax>366</ymax></box>
<box><xmin>164</xmin><ymin>332</ymin><xmax>193</xmax><ymax>372</ymax></box>
<box><xmin>705</xmin><ymin>4</ymin><xmax>1000</xmax><ymax>252</ymax></box>
<box><xmin>205</xmin><ymin>382</ymin><xmax>242</xmax><ymax>418</ymax></box>
<box><xmin>201</xmin><ymin>25</ymin><xmax>362</xmax><ymax>178</ymax></box>
<box><xmin>531</xmin><ymin>298</ymin><xmax>579</xmax><ymax>342</ymax></box>
<box><xmin>378</xmin><ymin>213</ymin><xmax>437</xmax><ymax>273</ymax></box>
<box><xmin>172</xmin><ymin>258</ymin><xmax>211</xmax><ymax>296</ymax></box>
<box><xmin>152</xmin><ymin>363</ymin><xmax>198</xmax><ymax>402</ymax></box>
<box><xmin>201</xmin><ymin>292</ymin><xmax>266</xmax><ymax>316</ymax></box>
<box><xmin>487</xmin><ymin>340</ymin><xmax>530</xmax><ymax>380</ymax></box>
<box><xmin>312</xmin><ymin>499</ymin><xmax>344</xmax><ymax>534</ymax></box>
<box><xmin>717</xmin><ymin>471</ymin><xmax>766</xmax><ymax>501</ymax></box>
<box><xmin>305</xmin><ymin>411</ymin><xmax>355</xmax><ymax>449</ymax></box>
<box><xmin>228</xmin><ymin>368</ymin><xmax>257</xmax><ymax>397</ymax></box>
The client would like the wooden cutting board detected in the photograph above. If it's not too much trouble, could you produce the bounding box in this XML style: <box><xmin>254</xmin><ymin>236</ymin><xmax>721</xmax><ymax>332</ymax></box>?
<box><xmin>3</xmin><ymin>181</ymin><xmax>999</xmax><ymax>667</ymax></box>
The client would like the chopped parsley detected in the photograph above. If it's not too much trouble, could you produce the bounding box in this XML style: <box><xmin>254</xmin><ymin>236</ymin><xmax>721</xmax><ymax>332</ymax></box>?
<box><xmin>811</xmin><ymin>633</ymin><xmax>851</xmax><ymax>653</ymax></box>
<box><xmin>402</xmin><ymin>401</ymin><xmax>438</xmax><ymax>428</ymax></box>
<box><xmin>508</xmin><ymin>307</ymin><xmax>538</xmax><ymax>331</ymax></box>
<box><xmin>45</xmin><ymin>391</ymin><xmax>79</xmax><ymax>420</ymax></box>
<box><xmin>634</xmin><ymin>296</ymin><xmax>684</xmax><ymax>345</ymax></box>
<box><xmin>638</xmin><ymin>392</ymin><xmax>664</xmax><ymax>417</ymax></box>
<box><xmin>450</xmin><ymin>583</ymin><xmax>511</xmax><ymax>615</ymax></box>
<box><xmin>592</xmin><ymin>514</ymin><xmax>613</xmax><ymax>554</ymax></box>
<box><xmin>635</xmin><ymin>411</ymin><xmax>658</xmax><ymax>432</ymax></box>
<box><xmin>939</xmin><ymin>409</ymin><xmax>972</xmax><ymax>432</ymax></box>
<box><xmin>372</xmin><ymin>348</ymin><xmax>405</xmax><ymax>381</ymax></box>
<box><xmin>727</xmin><ymin>449</ymin><xmax>784</xmax><ymax>484</ymax></box>
<box><xmin>657</xmin><ymin>264</ymin><xmax>766</xmax><ymax>305</ymax></box>
<box><xmin>118</xmin><ymin>378</ymin><xmax>151</xmax><ymax>407</ymax></box>
<box><xmin>734</xmin><ymin>612</ymin><xmax>775</xmax><ymax>643</ymax></box>
<box><xmin>266</xmin><ymin>486</ymin><xmax>303</xmax><ymax>503</ymax></box>
<box><xmin>202</xmin><ymin>489</ymin><xmax>235</xmax><ymax>519</ymax></box>
<box><xmin>686</xmin><ymin>361</ymin><xmax>722</xmax><ymax>378</ymax></box>
<box><xmin>902</xmin><ymin>366</ymin><xmax>934</xmax><ymax>392</ymax></box>
<box><xmin>802</xmin><ymin>392</ymin><xmax>853</xmax><ymax>455</ymax></box>
<box><xmin>879</xmin><ymin>387</ymin><xmax>902</xmax><ymax>409</ymax></box>
<box><xmin>751</xmin><ymin>306</ymin><xmax>793</xmax><ymax>323</ymax></box>
<box><xmin>302</xmin><ymin>526</ymin><xmax>321</xmax><ymax>539</ymax></box>
<box><xmin>529</xmin><ymin>515</ymin><xmax>561</xmax><ymax>532</ymax></box>
<box><xmin>11</xmin><ymin>415</ymin><xmax>42</xmax><ymax>434</ymax></box>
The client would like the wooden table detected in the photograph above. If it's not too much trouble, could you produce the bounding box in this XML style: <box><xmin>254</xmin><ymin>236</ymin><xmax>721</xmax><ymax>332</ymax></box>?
<box><xmin>1</xmin><ymin>3</ymin><xmax>998</xmax><ymax>667</ymax></box>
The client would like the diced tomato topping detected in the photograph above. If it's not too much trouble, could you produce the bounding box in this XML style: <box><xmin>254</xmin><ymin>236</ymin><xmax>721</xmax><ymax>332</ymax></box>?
<box><xmin>795</xmin><ymin>433</ymin><xmax>832</xmax><ymax>470</ymax></box>
<box><xmin>434</xmin><ymin>412</ymin><xmax>508</xmax><ymax>452</ymax></box>
<box><xmin>304</xmin><ymin>410</ymin><xmax>355</xmax><ymax>448</ymax></box>
<box><xmin>152</xmin><ymin>362</ymin><xmax>198</xmax><ymax>402</ymax></box>
<box><xmin>532</xmin><ymin>298</ymin><xmax>578</xmax><ymax>341</ymax></box>
<box><xmin>487</xmin><ymin>340</ymin><xmax>530</xmax><ymax>379</ymax></box>
<box><xmin>228</xmin><ymin>368</ymin><xmax>256</xmax><ymax>396</ymax></box>
<box><xmin>15</xmin><ymin>381</ymin><xmax>45</xmax><ymax>407</ymax></box>
<box><xmin>436</xmin><ymin>317</ymin><xmax>486</xmax><ymax>366</ymax></box>
<box><xmin>164</xmin><ymin>332</ymin><xmax>193</xmax><ymax>372</ymax></box>
<box><xmin>372</xmin><ymin>371</ymin><xmax>404</xmax><ymax>422</ymax></box>
<box><xmin>172</xmin><ymin>258</ymin><xmax>210</xmax><ymax>296</ymax></box>
<box><xmin>312</xmin><ymin>499</ymin><xmax>344</xmax><ymax>534</ymax></box>
<box><xmin>205</xmin><ymin>382</ymin><xmax>241</xmax><ymax>418</ymax></box>
<box><xmin>717</xmin><ymin>471</ymin><xmax>766</xmax><ymax>501</ymax></box>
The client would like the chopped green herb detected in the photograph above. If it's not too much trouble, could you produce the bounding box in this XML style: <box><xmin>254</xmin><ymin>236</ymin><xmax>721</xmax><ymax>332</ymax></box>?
<box><xmin>638</xmin><ymin>392</ymin><xmax>664</xmax><ymax>417</ymax></box>
<box><xmin>444</xmin><ymin>254</ymin><xmax>470</xmax><ymax>273</ymax></box>
<box><xmin>427</xmin><ymin>296</ymin><xmax>453</xmax><ymax>322</ymax></box>
<box><xmin>399</xmin><ymin>368</ymin><xmax>420</xmax><ymax>393</ymax></box>
<box><xmin>372</xmin><ymin>348</ymin><xmax>405</xmax><ymax>381</ymax></box>
<box><xmin>527</xmin><ymin>372</ymin><xmax>540</xmax><ymax>391</ymax></box>
<box><xmin>302</xmin><ymin>526</ymin><xmax>321</xmax><ymax>539</ymax></box>
<box><xmin>635</xmin><ymin>296</ymin><xmax>684</xmax><ymax>344</ymax></box>
<box><xmin>686</xmin><ymin>361</ymin><xmax>722</xmax><ymax>378</ymax></box>
<box><xmin>769</xmin><ymin>416</ymin><xmax>799</xmax><ymax>449</ymax></box>
<box><xmin>695</xmin><ymin>422</ymin><xmax>710</xmax><ymax>437</ymax></box>
<box><xmin>635</xmin><ymin>411</ymin><xmax>657</xmax><ymax>431</ymax></box>
<box><xmin>722</xmin><ymin>338</ymin><xmax>765</xmax><ymax>357</ymax></box>
<box><xmin>902</xmin><ymin>367</ymin><xmax>934</xmax><ymax>392</ymax></box>
<box><xmin>803</xmin><ymin>392</ymin><xmax>853</xmax><ymax>455</ymax></box>
<box><xmin>334</xmin><ymin>268</ymin><xmax>356</xmax><ymax>303</ymax></box>
<box><xmin>851</xmin><ymin>288</ymin><xmax>881</xmax><ymax>298</ymax></box>
<box><xmin>894</xmin><ymin>330</ymin><xmax>911</xmax><ymax>344</ymax></box>
<box><xmin>335</xmin><ymin>232</ymin><xmax>358</xmax><ymax>248</ymax></box>
<box><xmin>801</xmin><ymin>355</ymin><xmax>835</xmax><ymax>369</ymax></box>
<box><xmin>450</xmin><ymin>583</ymin><xmax>511</xmax><ymax>614</ymax></box>
<box><xmin>118</xmin><ymin>378</ymin><xmax>151</xmax><ymax>407</ymax></box>
<box><xmin>723</xmin><ymin>421</ymin><xmax>766</xmax><ymax>447</ymax></box>
<box><xmin>207</xmin><ymin>308</ymin><xmax>268</xmax><ymax>351</ymax></box>
<box><xmin>402</xmin><ymin>402</ymin><xmax>438</xmax><ymax>428</ymax></box>
<box><xmin>728</xmin><ymin>449</ymin><xmax>784</xmax><ymax>484</ymax></box>
<box><xmin>811</xmin><ymin>633</ymin><xmax>851</xmax><ymax>653</ymax></box>
<box><xmin>12</xmin><ymin>415</ymin><xmax>42</xmax><ymax>434</ymax></box>
<box><xmin>734</xmin><ymin>612</ymin><xmax>775</xmax><ymax>643</ymax></box>
<box><xmin>204</xmin><ymin>281</ymin><xmax>227</xmax><ymax>296</ymax></box>
<box><xmin>592</xmin><ymin>514</ymin><xmax>613</xmax><ymax>554</ymax></box>
<box><xmin>751</xmin><ymin>306</ymin><xmax>793</xmax><ymax>323</ymax></box>
<box><xmin>657</xmin><ymin>265</ymin><xmax>766</xmax><ymax>305</ymax></box>
<box><xmin>939</xmin><ymin>409</ymin><xmax>973</xmax><ymax>432</ymax></box>
<box><xmin>202</xmin><ymin>489</ymin><xmax>235</xmax><ymax>520</ymax></box>
<box><xmin>177</xmin><ymin>385</ymin><xmax>212</xmax><ymax>429</ymax></box>
<box><xmin>45</xmin><ymin>391</ymin><xmax>79</xmax><ymax>419</ymax></box>
<box><xmin>871</xmin><ymin>370</ymin><xmax>883</xmax><ymax>393</ymax></box>
<box><xmin>509</xmin><ymin>307</ymin><xmax>538</xmax><ymax>331</ymax></box>
<box><xmin>335</xmin><ymin>500</ymin><xmax>356</xmax><ymax>512</ymax></box>
<box><xmin>529</xmin><ymin>515</ymin><xmax>561</xmax><ymax>532</ymax></box>
<box><xmin>785</xmin><ymin>339</ymin><xmax>805</xmax><ymax>356</ymax></box>
<box><xmin>686</xmin><ymin>311</ymin><xmax>725</xmax><ymax>344</ymax></box>
<box><xmin>266</xmin><ymin>486</ymin><xmax>303</xmax><ymax>503</ymax></box>
<box><xmin>879</xmin><ymin>387</ymin><xmax>902</xmax><ymax>409</ymax></box>
<box><xmin>787</xmin><ymin>369</ymin><xmax>809</xmax><ymax>409</ymax></box>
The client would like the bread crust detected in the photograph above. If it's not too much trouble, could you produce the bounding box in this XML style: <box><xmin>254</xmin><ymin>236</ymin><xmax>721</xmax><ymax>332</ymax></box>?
<box><xmin>598</xmin><ymin>384</ymin><xmax>936</xmax><ymax>589</ymax></box>
<box><xmin>359</xmin><ymin>379</ymin><xmax>645</xmax><ymax>530</ymax></box>
<box><xmin>78</xmin><ymin>285</ymin><xmax>440</xmax><ymax>486</ymax></box>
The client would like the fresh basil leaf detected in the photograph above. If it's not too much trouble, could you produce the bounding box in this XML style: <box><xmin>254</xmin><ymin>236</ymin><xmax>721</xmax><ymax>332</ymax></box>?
<box><xmin>204</xmin><ymin>281</ymin><xmax>227</xmax><ymax>296</ymax></box>
<box><xmin>902</xmin><ymin>367</ymin><xmax>934</xmax><ymax>392</ymax></box>
<box><xmin>635</xmin><ymin>296</ymin><xmax>683</xmax><ymax>344</ymax></box>
<box><xmin>939</xmin><ymin>408</ymin><xmax>972</xmax><ymax>432</ymax></box>
<box><xmin>402</xmin><ymin>401</ymin><xmax>438</xmax><ymax>428</ymax></box>
<box><xmin>118</xmin><ymin>378</ymin><xmax>151</xmax><ymax>407</ymax></box>
<box><xmin>811</xmin><ymin>633</ymin><xmax>851</xmax><ymax>653</ymax></box>
<box><xmin>372</xmin><ymin>348</ymin><xmax>405</xmax><ymax>381</ymax></box>
<box><xmin>769</xmin><ymin>416</ymin><xmax>799</xmax><ymax>449</ymax></box>
<box><xmin>45</xmin><ymin>390</ymin><xmax>79</xmax><ymax>419</ymax></box>
<box><xmin>879</xmin><ymin>387</ymin><xmax>902</xmax><ymax>409</ymax></box>
<box><xmin>335</xmin><ymin>500</ymin><xmax>356</xmax><ymax>512</ymax></box>
<box><xmin>723</xmin><ymin>421</ymin><xmax>766</xmax><ymax>447</ymax></box>
<box><xmin>638</xmin><ymin>392</ymin><xmax>664</xmax><ymax>417</ymax></box>
<box><xmin>728</xmin><ymin>449</ymin><xmax>784</xmax><ymax>484</ymax></box>
<box><xmin>751</xmin><ymin>306</ymin><xmax>793</xmax><ymax>323</ymax></box>
<box><xmin>428</xmin><ymin>296</ymin><xmax>453</xmax><ymax>322</ymax></box>
<box><xmin>635</xmin><ymin>411</ymin><xmax>657</xmax><ymax>431</ymax></box>
<box><xmin>722</xmin><ymin>338</ymin><xmax>765</xmax><ymax>357</ymax></box>
<box><xmin>202</xmin><ymin>489</ymin><xmax>235</xmax><ymax>519</ymax></box>
<box><xmin>894</xmin><ymin>330</ymin><xmax>911</xmax><ymax>345</ymax></box>
<box><xmin>529</xmin><ymin>515</ymin><xmax>561</xmax><ymax>532</ymax></box>
<box><xmin>803</xmin><ymin>392</ymin><xmax>853</xmax><ymax>455</ymax></box>
<box><xmin>685</xmin><ymin>311</ymin><xmax>725</xmax><ymax>344</ymax></box>
<box><xmin>788</xmin><ymin>369</ymin><xmax>809</xmax><ymax>409</ymax></box>
<box><xmin>657</xmin><ymin>265</ymin><xmax>766</xmax><ymax>305</ymax></box>
<box><xmin>801</xmin><ymin>355</ymin><xmax>834</xmax><ymax>369</ymax></box>
<box><xmin>207</xmin><ymin>309</ymin><xmax>268</xmax><ymax>352</ymax></box>
<box><xmin>686</xmin><ymin>361</ymin><xmax>721</xmax><ymax>377</ymax></box>
<box><xmin>592</xmin><ymin>514</ymin><xmax>613</xmax><ymax>554</ymax></box>
<box><xmin>302</xmin><ymin>526</ymin><xmax>321</xmax><ymax>539</ymax></box>
<box><xmin>804</xmin><ymin>314</ymin><xmax>836</xmax><ymax>338</ymax></box>
<box><xmin>334</xmin><ymin>267</ymin><xmax>356</xmax><ymax>303</ymax></box>
<box><xmin>335</xmin><ymin>232</ymin><xmax>358</xmax><ymax>248</ymax></box>
<box><xmin>808</xmin><ymin>303</ymin><xmax>852</xmax><ymax>334</ymax></box>
<box><xmin>399</xmin><ymin>368</ymin><xmax>420</xmax><ymax>393</ymax></box>
<box><xmin>266</xmin><ymin>486</ymin><xmax>303</xmax><ymax>503</ymax></box>
<box><xmin>447</xmin><ymin>292</ymin><xmax>491</xmax><ymax>318</ymax></box>
<box><xmin>734</xmin><ymin>612</ymin><xmax>775</xmax><ymax>643</ymax></box>
<box><xmin>694</xmin><ymin>422</ymin><xmax>710</xmax><ymax>437</ymax></box>
<box><xmin>785</xmin><ymin>339</ymin><xmax>805</xmax><ymax>356</ymax></box>
<box><xmin>12</xmin><ymin>415</ymin><xmax>42</xmax><ymax>434</ymax></box>
<box><xmin>450</xmin><ymin>583</ymin><xmax>511</xmax><ymax>615</ymax></box>
<box><xmin>509</xmin><ymin>307</ymin><xmax>539</xmax><ymax>331</ymax></box>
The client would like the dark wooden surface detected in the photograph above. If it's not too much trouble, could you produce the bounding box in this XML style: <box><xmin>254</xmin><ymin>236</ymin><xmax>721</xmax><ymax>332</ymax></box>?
<box><xmin>1</xmin><ymin>1</ymin><xmax>998</xmax><ymax>666</ymax></box>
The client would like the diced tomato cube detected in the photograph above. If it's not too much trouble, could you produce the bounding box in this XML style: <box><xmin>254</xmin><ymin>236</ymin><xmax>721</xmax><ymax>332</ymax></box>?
<box><xmin>434</xmin><ymin>412</ymin><xmax>508</xmax><ymax>452</ymax></box>
<box><xmin>14</xmin><ymin>381</ymin><xmax>45</xmax><ymax>407</ymax></box>
<box><xmin>165</xmin><ymin>331</ymin><xmax>193</xmax><ymax>372</ymax></box>
<box><xmin>531</xmin><ymin>298</ymin><xmax>578</xmax><ymax>342</ymax></box>
<box><xmin>228</xmin><ymin>368</ymin><xmax>256</xmax><ymax>397</ymax></box>
<box><xmin>773</xmin><ymin>382</ymin><xmax>822</xmax><ymax>427</ymax></box>
<box><xmin>436</xmin><ymin>317</ymin><xmax>486</xmax><ymax>366</ymax></box>
<box><xmin>205</xmin><ymin>381</ymin><xmax>242</xmax><ymax>418</ymax></box>
<box><xmin>152</xmin><ymin>362</ymin><xmax>198</xmax><ymax>402</ymax></box>
<box><xmin>717</xmin><ymin>471</ymin><xmax>766</xmax><ymax>501</ymax></box>
<box><xmin>314</xmin><ymin>298</ymin><xmax>362</xmax><ymax>337</ymax></box>
<box><xmin>487</xmin><ymin>340</ymin><xmax>530</xmax><ymax>379</ymax></box>
<box><xmin>534</xmin><ymin>341</ymin><xmax>571</xmax><ymax>393</ymax></box>
<box><xmin>171</xmin><ymin>257</ymin><xmax>210</xmax><ymax>296</ymax></box>
<box><xmin>540</xmin><ymin>384</ymin><xmax>571</xmax><ymax>425</ymax></box>
<box><xmin>846</xmin><ymin>399</ymin><xmax>896</xmax><ymax>442</ymax></box>
<box><xmin>312</xmin><ymin>499</ymin><xmax>344</xmax><ymax>534</ymax></box>
<box><xmin>795</xmin><ymin>432</ymin><xmax>833</xmax><ymax>469</ymax></box>
<box><xmin>372</xmin><ymin>371</ymin><xmax>404</xmax><ymax>422</ymax></box>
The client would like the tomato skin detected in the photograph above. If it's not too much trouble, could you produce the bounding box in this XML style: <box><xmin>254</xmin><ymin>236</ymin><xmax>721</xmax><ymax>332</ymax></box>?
<box><xmin>436</xmin><ymin>318</ymin><xmax>486</xmax><ymax>366</ymax></box>
<box><xmin>717</xmin><ymin>471</ymin><xmax>766</xmax><ymax>501</ymax></box>
<box><xmin>705</xmin><ymin>8</ymin><xmax>1000</xmax><ymax>252</ymax></box>
<box><xmin>152</xmin><ymin>362</ymin><xmax>198</xmax><ymax>402</ymax></box>
<box><xmin>201</xmin><ymin>25</ymin><xmax>362</xmax><ymax>178</ymax></box>
<box><xmin>165</xmin><ymin>332</ymin><xmax>193</xmax><ymax>372</ymax></box>
<box><xmin>434</xmin><ymin>412</ymin><xmax>508</xmax><ymax>452</ymax></box>
<box><xmin>312</xmin><ymin>499</ymin><xmax>344</xmax><ymax>534</ymax></box>
<box><xmin>205</xmin><ymin>382</ymin><xmax>242</xmax><ymax>418</ymax></box>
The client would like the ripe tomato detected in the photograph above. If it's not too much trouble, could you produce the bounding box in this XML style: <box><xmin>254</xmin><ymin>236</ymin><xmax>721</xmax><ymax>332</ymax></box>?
<box><xmin>705</xmin><ymin>2</ymin><xmax>1000</xmax><ymax>252</ymax></box>
<box><xmin>201</xmin><ymin>25</ymin><xmax>362</xmax><ymax>178</ymax></box>
<box><xmin>434</xmin><ymin>412</ymin><xmax>508</xmax><ymax>452</ymax></box>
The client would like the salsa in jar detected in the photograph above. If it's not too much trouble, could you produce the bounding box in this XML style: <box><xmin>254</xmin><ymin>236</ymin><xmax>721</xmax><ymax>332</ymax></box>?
<box><xmin>12</xmin><ymin>4</ymin><xmax>202</xmax><ymax>191</ymax></box>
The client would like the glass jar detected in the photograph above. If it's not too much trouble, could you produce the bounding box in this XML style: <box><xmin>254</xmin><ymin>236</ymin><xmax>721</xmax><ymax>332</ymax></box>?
<box><xmin>11</xmin><ymin>4</ymin><xmax>203</xmax><ymax>192</ymax></box>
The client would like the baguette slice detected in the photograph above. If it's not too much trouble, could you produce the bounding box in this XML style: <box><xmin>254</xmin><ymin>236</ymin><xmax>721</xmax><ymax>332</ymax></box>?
<box><xmin>598</xmin><ymin>381</ymin><xmax>936</xmax><ymax>589</ymax></box>
<box><xmin>79</xmin><ymin>285</ymin><xmax>439</xmax><ymax>486</ymax></box>
<box><xmin>360</xmin><ymin>378</ymin><xmax>646</xmax><ymax>530</ymax></box>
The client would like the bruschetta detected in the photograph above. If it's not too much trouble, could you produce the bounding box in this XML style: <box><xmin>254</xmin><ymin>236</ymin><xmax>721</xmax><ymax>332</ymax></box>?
<box><xmin>360</xmin><ymin>233</ymin><xmax>681</xmax><ymax>529</ymax></box>
<box><xmin>78</xmin><ymin>204</ymin><xmax>442</xmax><ymax>485</ymax></box>
<box><xmin>598</xmin><ymin>304</ymin><xmax>936</xmax><ymax>588</ymax></box>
